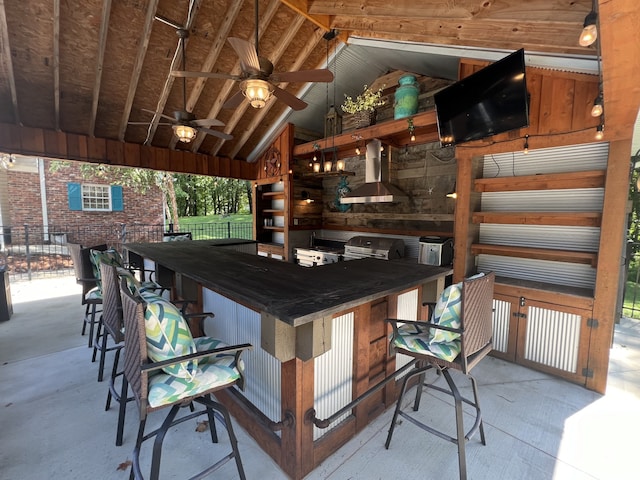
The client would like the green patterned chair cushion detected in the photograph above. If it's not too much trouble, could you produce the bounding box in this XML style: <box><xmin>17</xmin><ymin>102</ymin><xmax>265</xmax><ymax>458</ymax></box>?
<box><xmin>392</xmin><ymin>333</ymin><xmax>461</xmax><ymax>362</ymax></box>
<box><xmin>147</xmin><ymin>356</ymin><xmax>241</xmax><ymax>408</ymax></box>
<box><xmin>85</xmin><ymin>286</ymin><xmax>102</xmax><ymax>302</ymax></box>
<box><xmin>90</xmin><ymin>248</ymin><xmax>124</xmax><ymax>288</ymax></box>
<box><xmin>429</xmin><ymin>283</ymin><xmax>462</xmax><ymax>344</ymax></box>
<box><xmin>194</xmin><ymin>337</ymin><xmax>246</xmax><ymax>375</ymax></box>
<box><xmin>116</xmin><ymin>267</ymin><xmax>162</xmax><ymax>296</ymax></box>
<box><xmin>144</xmin><ymin>299</ymin><xmax>198</xmax><ymax>381</ymax></box>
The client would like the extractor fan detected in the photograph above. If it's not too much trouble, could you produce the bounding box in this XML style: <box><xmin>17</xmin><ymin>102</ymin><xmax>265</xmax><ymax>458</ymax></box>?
<box><xmin>129</xmin><ymin>28</ymin><xmax>232</xmax><ymax>143</ymax></box>
<box><xmin>171</xmin><ymin>0</ymin><xmax>334</xmax><ymax>111</ymax></box>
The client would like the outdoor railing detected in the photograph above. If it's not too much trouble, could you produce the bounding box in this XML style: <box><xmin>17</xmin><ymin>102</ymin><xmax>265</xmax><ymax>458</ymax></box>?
<box><xmin>0</xmin><ymin>222</ymin><xmax>253</xmax><ymax>281</ymax></box>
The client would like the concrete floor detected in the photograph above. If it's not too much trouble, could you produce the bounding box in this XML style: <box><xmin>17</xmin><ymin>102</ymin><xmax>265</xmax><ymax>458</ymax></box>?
<box><xmin>0</xmin><ymin>276</ymin><xmax>638</xmax><ymax>480</ymax></box>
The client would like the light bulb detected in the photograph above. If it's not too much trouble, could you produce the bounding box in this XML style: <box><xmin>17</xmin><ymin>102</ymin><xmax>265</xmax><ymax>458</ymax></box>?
<box><xmin>355</xmin><ymin>146</ymin><xmax>360</xmax><ymax>155</ymax></box>
<box><xmin>410</xmin><ymin>134</ymin><xmax>416</xmax><ymax>142</ymax></box>
<box><xmin>591</xmin><ymin>97</ymin><xmax>603</xmax><ymax>117</ymax></box>
<box><xmin>595</xmin><ymin>124</ymin><xmax>604</xmax><ymax>140</ymax></box>
<box><xmin>579</xmin><ymin>11</ymin><xmax>598</xmax><ymax>47</ymax></box>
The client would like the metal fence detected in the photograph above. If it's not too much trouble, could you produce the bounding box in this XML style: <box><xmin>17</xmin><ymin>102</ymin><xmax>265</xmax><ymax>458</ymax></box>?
<box><xmin>0</xmin><ymin>222</ymin><xmax>253</xmax><ymax>281</ymax></box>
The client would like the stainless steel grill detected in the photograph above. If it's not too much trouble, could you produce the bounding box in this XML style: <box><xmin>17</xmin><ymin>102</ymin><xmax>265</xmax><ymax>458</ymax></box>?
<box><xmin>343</xmin><ymin>236</ymin><xmax>405</xmax><ymax>260</ymax></box>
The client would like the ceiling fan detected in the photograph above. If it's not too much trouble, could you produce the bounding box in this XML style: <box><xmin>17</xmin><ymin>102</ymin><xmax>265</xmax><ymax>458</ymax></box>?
<box><xmin>171</xmin><ymin>0</ymin><xmax>334</xmax><ymax>111</ymax></box>
<box><xmin>129</xmin><ymin>28</ymin><xmax>232</xmax><ymax>143</ymax></box>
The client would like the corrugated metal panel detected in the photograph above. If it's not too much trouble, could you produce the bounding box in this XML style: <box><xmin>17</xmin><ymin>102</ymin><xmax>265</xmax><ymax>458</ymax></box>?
<box><xmin>480</xmin><ymin>189</ymin><xmax>604</xmax><ymax>211</ymax></box>
<box><xmin>524</xmin><ymin>306</ymin><xmax>581</xmax><ymax>373</ymax></box>
<box><xmin>314</xmin><ymin>312</ymin><xmax>354</xmax><ymax>440</ymax></box>
<box><xmin>483</xmin><ymin>142</ymin><xmax>609</xmax><ymax>177</ymax></box>
<box><xmin>477</xmin><ymin>254</ymin><xmax>596</xmax><ymax>289</ymax></box>
<box><xmin>479</xmin><ymin>224</ymin><xmax>601</xmax><ymax>251</ymax></box>
<box><xmin>203</xmin><ymin>289</ymin><xmax>282</xmax><ymax>423</ymax></box>
<box><xmin>492</xmin><ymin>299</ymin><xmax>511</xmax><ymax>353</ymax></box>
<box><xmin>395</xmin><ymin>289</ymin><xmax>418</xmax><ymax>371</ymax></box>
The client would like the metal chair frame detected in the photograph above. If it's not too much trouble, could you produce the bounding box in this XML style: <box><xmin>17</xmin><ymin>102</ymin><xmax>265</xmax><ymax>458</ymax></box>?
<box><xmin>385</xmin><ymin>272</ymin><xmax>495</xmax><ymax>480</ymax></box>
<box><xmin>119</xmin><ymin>280</ymin><xmax>251</xmax><ymax>480</ymax></box>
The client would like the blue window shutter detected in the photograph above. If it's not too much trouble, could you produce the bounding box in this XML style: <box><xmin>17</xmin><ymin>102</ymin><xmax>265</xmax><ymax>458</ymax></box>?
<box><xmin>111</xmin><ymin>185</ymin><xmax>123</xmax><ymax>211</ymax></box>
<box><xmin>67</xmin><ymin>183</ymin><xmax>82</xmax><ymax>210</ymax></box>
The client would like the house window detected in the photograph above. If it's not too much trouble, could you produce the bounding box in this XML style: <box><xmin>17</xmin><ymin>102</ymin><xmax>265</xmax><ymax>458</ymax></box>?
<box><xmin>67</xmin><ymin>183</ymin><xmax>123</xmax><ymax>212</ymax></box>
<box><xmin>82</xmin><ymin>184</ymin><xmax>111</xmax><ymax>211</ymax></box>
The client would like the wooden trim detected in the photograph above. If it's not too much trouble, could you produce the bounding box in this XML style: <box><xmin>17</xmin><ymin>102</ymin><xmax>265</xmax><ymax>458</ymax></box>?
<box><xmin>471</xmin><ymin>243</ymin><xmax>598</xmax><ymax>267</ymax></box>
<box><xmin>493</xmin><ymin>282</ymin><xmax>594</xmax><ymax>311</ymax></box>
<box><xmin>474</xmin><ymin>170</ymin><xmax>606</xmax><ymax>192</ymax></box>
<box><xmin>472</xmin><ymin>211</ymin><xmax>602</xmax><ymax>227</ymax></box>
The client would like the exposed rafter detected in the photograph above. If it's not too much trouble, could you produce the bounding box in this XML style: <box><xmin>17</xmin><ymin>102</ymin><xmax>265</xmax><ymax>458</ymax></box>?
<box><xmin>53</xmin><ymin>0</ymin><xmax>60</xmax><ymax>131</ymax></box>
<box><xmin>116</xmin><ymin>0</ymin><xmax>160</xmax><ymax>141</ymax></box>
<box><xmin>89</xmin><ymin>0</ymin><xmax>112</xmax><ymax>137</ymax></box>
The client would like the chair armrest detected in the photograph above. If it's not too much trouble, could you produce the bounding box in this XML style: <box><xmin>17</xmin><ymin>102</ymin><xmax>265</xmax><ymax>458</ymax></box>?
<box><xmin>387</xmin><ymin>318</ymin><xmax>461</xmax><ymax>335</ymax></box>
<box><xmin>140</xmin><ymin>343</ymin><xmax>253</xmax><ymax>373</ymax></box>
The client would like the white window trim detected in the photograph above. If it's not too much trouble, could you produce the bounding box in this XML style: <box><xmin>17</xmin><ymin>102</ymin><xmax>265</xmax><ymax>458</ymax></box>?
<box><xmin>81</xmin><ymin>183</ymin><xmax>112</xmax><ymax>212</ymax></box>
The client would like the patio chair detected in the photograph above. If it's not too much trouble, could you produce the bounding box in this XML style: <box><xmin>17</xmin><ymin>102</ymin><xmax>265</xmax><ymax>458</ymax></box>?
<box><xmin>68</xmin><ymin>242</ymin><xmax>107</xmax><ymax>348</ymax></box>
<box><xmin>385</xmin><ymin>271</ymin><xmax>495</xmax><ymax>480</ymax></box>
<box><xmin>118</xmin><ymin>279</ymin><xmax>252</xmax><ymax>479</ymax></box>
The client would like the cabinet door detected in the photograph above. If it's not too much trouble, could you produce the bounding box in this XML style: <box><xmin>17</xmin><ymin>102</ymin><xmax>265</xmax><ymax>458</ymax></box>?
<box><xmin>491</xmin><ymin>293</ymin><xmax>520</xmax><ymax>362</ymax></box>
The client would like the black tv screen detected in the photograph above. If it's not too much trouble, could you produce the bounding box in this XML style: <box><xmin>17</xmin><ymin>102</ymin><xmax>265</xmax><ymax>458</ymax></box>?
<box><xmin>434</xmin><ymin>49</ymin><xmax>529</xmax><ymax>146</ymax></box>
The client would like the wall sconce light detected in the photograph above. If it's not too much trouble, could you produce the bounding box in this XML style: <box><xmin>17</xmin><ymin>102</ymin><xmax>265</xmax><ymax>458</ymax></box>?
<box><xmin>579</xmin><ymin>9</ymin><xmax>598</xmax><ymax>47</ymax></box>
<box><xmin>446</xmin><ymin>183</ymin><xmax>457</xmax><ymax>199</ymax></box>
<box><xmin>523</xmin><ymin>134</ymin><xmax>529</xmax><ymax>155</ymax></box>
<box><xmin>407</xmin><ymin>118</ymin><xmax>416</xmax><ymax>142</ymax></box>
<box><xmin>301</xmin><ymin>190</ymin><xmax>314</xmax><ymax>204</ymax></box>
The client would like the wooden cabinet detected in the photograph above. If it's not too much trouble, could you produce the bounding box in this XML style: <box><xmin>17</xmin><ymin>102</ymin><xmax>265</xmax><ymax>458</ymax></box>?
<box><xmin>254</xmin><ymin>180</ymin><xmax>288</xmax><ymax>260</ymax></box>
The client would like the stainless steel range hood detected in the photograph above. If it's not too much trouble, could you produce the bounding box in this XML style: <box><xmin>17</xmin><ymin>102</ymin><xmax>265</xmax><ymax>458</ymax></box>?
<box><xmin>340</xmin><ymin>138</ymin><xmax>407</xmax><ymax>204</ymax></box>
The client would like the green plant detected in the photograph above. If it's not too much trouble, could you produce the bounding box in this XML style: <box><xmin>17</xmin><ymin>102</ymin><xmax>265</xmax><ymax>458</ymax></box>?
<box><xmin>340</xmin><ymin>84</ymin><xmax>386</xmax><ymax>114</ymax></box>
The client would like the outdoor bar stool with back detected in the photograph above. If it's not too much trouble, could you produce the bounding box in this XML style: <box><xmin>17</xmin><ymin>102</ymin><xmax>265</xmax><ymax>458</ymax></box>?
<box><xmin>68</xmin><ymin>242</ymin><xmax>107</xmax><ymax>348</ymax></box>
<box><xmin>385</xmin><ymin>271</ymin><xmax>495</xmax><ymax>480</ymax></box>
<box><xmin>118</xmin><ymin>278</ymin><xmax>252</xmax><ymax>480</ymax></box>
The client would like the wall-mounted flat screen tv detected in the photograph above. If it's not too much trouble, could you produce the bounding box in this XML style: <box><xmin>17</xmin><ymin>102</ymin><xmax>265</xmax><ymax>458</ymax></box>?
<box><xmin>434</xmin><ymin>48</ymin><xmax>529</xmax><ymax>146</ymax></box>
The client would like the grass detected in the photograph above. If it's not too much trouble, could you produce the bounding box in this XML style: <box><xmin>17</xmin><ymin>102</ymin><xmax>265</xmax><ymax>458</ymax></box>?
<box><xmin>622</xmin><ymin>280</ymin><xmax>640</xmax><ymax>320</ymax></box>
<box><xmin>176</xmin><ymin>213</ymin><xmax>253</xmax><ymax>240</ymax></box>
<box><xmin>179</xmin><ymin>213</ymin><xmax>252</xmax><ymax>224</ymax></box>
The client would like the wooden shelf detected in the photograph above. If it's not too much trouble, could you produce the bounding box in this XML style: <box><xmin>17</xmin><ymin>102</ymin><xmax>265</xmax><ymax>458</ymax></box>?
<box><xmin>292</xmin><ymin>109</ymin><xmax>439</xmax><ymax>158</ymax></box>
<box><xmin>263</xmin><ymin>226</ymin><xmax>285</xmax><ymax>232</ymax></box>
<box><xmin>262</xmin><ymin>191</ymin><xmax>284</xmax><ymax>198</ymax></box>
<box><xmin>472</xmin><ymin>211</ymin><xmax>602</xmax><ymax>227</ymax></box>
<box><xmin>471</xmin><ymin>243</ymin><xmax>598</xmax><ymax>267</ymax></box>
<box><xmin>303</xmin><ymin>171</ymin><xmax>355</xmax><ymax>177</ymax></box>
<box><xmin>474</xmin><ymin>170</ymin><xmax>606</xmax><ymax>193</ymax></box>
<box><xmin>263</xmin><ymin>209</ymin><xmax>285</xmax><ymax>215</ymax></box>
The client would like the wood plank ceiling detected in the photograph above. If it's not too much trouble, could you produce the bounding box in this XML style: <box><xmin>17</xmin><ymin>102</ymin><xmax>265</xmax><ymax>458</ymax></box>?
<box><xmin>0</xmin><ymin>0</ymin><xmax>631</xmax><ymax>165</ymax></box>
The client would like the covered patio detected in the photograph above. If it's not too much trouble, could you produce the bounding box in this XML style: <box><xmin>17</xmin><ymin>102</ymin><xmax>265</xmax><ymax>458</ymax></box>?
<box><xmin>0</xmin><ymin>275</ymin><xmax>638</xmax><ymax>479</ymax></box>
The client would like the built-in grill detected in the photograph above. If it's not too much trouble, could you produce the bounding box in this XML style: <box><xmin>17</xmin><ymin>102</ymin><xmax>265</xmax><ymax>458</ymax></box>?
<box><xmin>343</xmin><ymin>236</ymin><xmax>405</xmax><ymax>261</ymax></box>
<box><xmin>294</xmin><ymin>247</ymin><xmax>342</xmax><ymax>267</ymax></box>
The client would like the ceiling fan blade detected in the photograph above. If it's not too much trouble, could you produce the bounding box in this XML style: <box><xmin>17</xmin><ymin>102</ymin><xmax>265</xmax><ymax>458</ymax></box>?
<box><xmin>128</xmin><ymin>121</ymin><xmax>173</xmax><ymax>126</ymax></box>
<box><xmin>222</xmin><ymin>90</ymin><xmax>246</xmax><ymax>109</ymax></box>
<box><xmin>227</xmin><ymin>37</ymin><xmax>261</xmax><ymax>75</ymax></box>
<box><xmin>171</xmin><ymin>70</ymin><xmax>241</xmax><ymax>81</ymax></box>
<box><xmin>272</xmin><ymin>86</ymin><xmax>308</xmax><ymax>111</ymax></box>
<box><xmin>192</xmin><ymin>118</ymin><xmax>225</xmax><ymax>127</ymax></box>
<box><xmin>271</xmin><ymin>69</ymin><xmax>334</xmax><ymax>84</ymax></box>
<box><xmin>141</xmin><ymin>108</ymin><xmax>176</xmax><ymax>123</ymax></box>
<box><xmin>198</xmin><ymin>127</ymin><xmax>233</xmax><ymax>141</ymax></box>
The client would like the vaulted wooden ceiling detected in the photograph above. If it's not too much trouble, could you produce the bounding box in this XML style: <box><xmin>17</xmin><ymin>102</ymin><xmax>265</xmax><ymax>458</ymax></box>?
<box><xmin>0</xmin><ymin>0</ymin><xmax>637</xmax><ymax>165</ymax></box>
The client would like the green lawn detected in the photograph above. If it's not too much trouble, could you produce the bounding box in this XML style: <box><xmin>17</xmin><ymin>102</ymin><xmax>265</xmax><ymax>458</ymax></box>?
<box><xmin>622</xmin><ymin>280</ymin><xmax>640</xmax><ymax>319</ymax></box>
<box><xmin>176</xmin><ymin>213</ymin><xmax>253</xmax><ymax>240</ymax></box>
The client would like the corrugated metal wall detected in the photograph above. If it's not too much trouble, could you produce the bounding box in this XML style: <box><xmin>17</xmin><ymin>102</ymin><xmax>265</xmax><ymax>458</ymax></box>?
<box><xmin>313</xmin><ymin>312</ymin><xmax>354</xmax><ymax>440</ymax></box>
<box><xmin>395</xmin><ymin>289</ymin><xmax>419</xmax><ymax>371</ymax></box>
<box><xmin>492</xmin><ymin>298</ymin><xmax>511</xmax><ymax>354</ymax></box>
<box><xmin>203</xmin><ymin>289</ymin><xmax>282</xmax><ymax>423</ymax></box>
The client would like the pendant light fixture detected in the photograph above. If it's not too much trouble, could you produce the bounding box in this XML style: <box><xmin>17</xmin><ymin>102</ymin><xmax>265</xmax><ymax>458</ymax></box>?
<box><xmin>579</xmin><ymin>1</ymin><xmax>598</xmax><ymax>47</ymax></box>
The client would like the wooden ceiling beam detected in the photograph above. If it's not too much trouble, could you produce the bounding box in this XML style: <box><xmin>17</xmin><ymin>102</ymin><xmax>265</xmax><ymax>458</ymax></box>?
<box><xmin>89</xmin><ymin>0</ymin><xmax>112</xmax><ymax>137</ymax></box>
<box><xmin>0</xmin><ymin>0</ymin><xmax>19</xmax><ymax>124</ymax></box>
<box><xmin>280</xmin><ymin>0</ymin><xmax>332</xmax><ymax>30</ymax></box>
<box><xmin>228</xmin><ymin>25</ymin><xmax>326</xmax><ymax>160</ymax></box>
<box><xmin>116</xmin><ymin>0</ymin><xmax>160</xmax><ymax>141</ymax></box>
<box><xmin>189</xmin><ymin>0</ymin><xmax>281</xmax><ymax>153</ymax></box>
<box><xmin>53</xmin><ymin>0</ymin><xmax>60</xmax><ymax>131</ymax></box>
<box><xmin>168</xmin><ymin>0</ymin><xmax>243</xmax><ymax>150</ymax></box>
<box><xmin>144</xmin><ymin>0</ymin><xmax>203</xmax><ymax>146</ymax></box>
<box><xmin>209</xmin><ymin>13</ymin><xmax>306</xmax><ymax>156</ymax></box>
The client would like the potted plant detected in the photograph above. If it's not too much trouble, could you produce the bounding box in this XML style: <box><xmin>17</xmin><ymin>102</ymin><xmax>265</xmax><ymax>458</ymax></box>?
<box><xmin>341</xmin><ymin>84</ymin><xmax>386</xmax><ymax>128</ymax></box>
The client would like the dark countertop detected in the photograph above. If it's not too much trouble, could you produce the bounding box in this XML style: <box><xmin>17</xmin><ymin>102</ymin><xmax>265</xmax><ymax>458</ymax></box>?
<box><xmin>125</xmin><ymin>240</ymin><xmax>452</xmax><ymax>327</ymax></box>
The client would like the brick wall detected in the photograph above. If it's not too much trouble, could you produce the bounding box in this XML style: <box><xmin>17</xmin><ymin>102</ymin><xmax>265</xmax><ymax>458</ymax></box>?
<box><xmin>6</xmin><ymin>159</ymin><xmax>164</xmax><ymax>246</ymax></box>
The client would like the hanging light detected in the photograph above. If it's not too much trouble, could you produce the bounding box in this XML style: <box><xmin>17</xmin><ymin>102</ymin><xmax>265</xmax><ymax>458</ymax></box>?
<box><xmin>446</xmin><ymin>183</ymin><xmax>457</xmax><ymax>199</ymax></box>
<box><xmin>591</xmin><ymin>91</ymin><xmax>604</xmax><ymax>117</ymax></box>
<box><xmin>241</xmin><ymin>79</ymin><xmax>273</xmax><ymax>108</ymax></box>
<box><xmin>579</xmin><ymin>10</ymin><xmax>598</xmax><ymax>47</ymax></box>
<box><xmin>523</xmin><ymin>134</ymin><xmax>529</xmax><ymax>155</ymax></box>
<box><xmin>595</xmin><ymin>123</ymin><xmax>604</xmax><ymax>140</ymax></box>
<box><xmin>172</xmin><ymin>124</ymin><xmax>197</xmax><ymax>143</ymax></box>
<box><xmin>408</xmin><ymin>118</ymin><xmax>416</xmax><ymax>141</ymax></box>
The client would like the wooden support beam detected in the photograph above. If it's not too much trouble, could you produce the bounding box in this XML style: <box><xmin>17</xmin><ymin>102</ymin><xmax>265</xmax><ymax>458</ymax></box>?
<box><xmin>0</xmin><ymin>0</ymin><xmax>19</xmax><ymax>124</ymax></box>
<box><xmin>89</xmin><ymin>0</ymin><xmax>112</xmax><ymax>137</ymax></box>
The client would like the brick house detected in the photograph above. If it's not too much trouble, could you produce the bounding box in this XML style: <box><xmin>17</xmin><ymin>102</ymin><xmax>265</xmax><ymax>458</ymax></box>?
<box><xmin>0</xmin><ymin>155</ymin><xmax>164</xmax><ymax>248</ymax></box>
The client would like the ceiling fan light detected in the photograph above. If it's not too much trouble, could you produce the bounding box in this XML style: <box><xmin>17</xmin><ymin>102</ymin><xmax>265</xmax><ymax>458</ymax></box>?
<box><xmin>173</xmin><ymin>124</ymin><xmax>197</xmax><ymax>143</ymax></box>
<box><xmin>241</xmin><ymin>79</ymin><xmax>272</xmax><ymax>109</ymax></box>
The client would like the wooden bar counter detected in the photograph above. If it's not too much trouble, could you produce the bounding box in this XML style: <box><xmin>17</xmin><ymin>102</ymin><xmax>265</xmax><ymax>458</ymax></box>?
<box><xmin>125</xmin><ymin>240</ymin><xmax>452</xmax><ymax>479</ymax></box>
